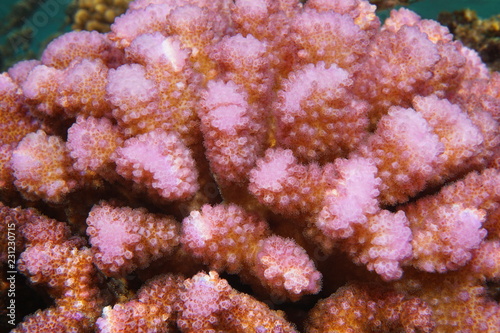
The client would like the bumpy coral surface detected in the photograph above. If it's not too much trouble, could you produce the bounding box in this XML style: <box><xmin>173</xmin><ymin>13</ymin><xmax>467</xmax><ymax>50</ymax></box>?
<box><xmin>0</xmin><ymin>0</ymin><xmax>499</xmax><ymax>332</ymax></box>
<box><xmin>182</xmin><ymin>203</ymin><xmax>322</xmax><ymax>300</ymax></box>
<box><xmin>306</xmin><ymin>282</ymin><xmax>435</xmax><ymax>332</ymax></box>
<box><xmin>72</xmin><ymin>0</ymin><xmax>133</xmax><ymax>33</ymax></box>
<box><xmin>86</xmin><ymin>202</ymin><xmax>181</xmax><ymax>276</ymax></box>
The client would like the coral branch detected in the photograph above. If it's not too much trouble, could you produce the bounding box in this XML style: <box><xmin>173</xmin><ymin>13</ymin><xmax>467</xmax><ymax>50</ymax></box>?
<box><xmin>181</xmin><ymin>203</ymin><xmax>321</xmax><ymax>300</ymax></box>
<box><xmin>86</xmin><ymin>202</ymin><xmax>181</xmax><ymax>276</ymax></box>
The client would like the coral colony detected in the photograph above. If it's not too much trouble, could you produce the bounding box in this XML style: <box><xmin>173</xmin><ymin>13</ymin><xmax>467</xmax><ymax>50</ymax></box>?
<box><xmin>0</xmin><ymin>0</ymin><xmax>499</xmax><ymax>331</ymax></box>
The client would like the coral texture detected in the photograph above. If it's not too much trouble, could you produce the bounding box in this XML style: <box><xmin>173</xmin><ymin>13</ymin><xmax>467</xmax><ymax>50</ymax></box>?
<box><xmin>86</xmin><ymin>202</ymin><xmax>181</xmax><ymax>276</ymax></box>
<box><xmin>0</xmin><ymin>0</ymin><xmax>499</xmax><ymax>332</ymax></box>
<box><xmin>181</xmin><ymin>203</ymin><xmax>322</xmax><ymax>301</ymax></box>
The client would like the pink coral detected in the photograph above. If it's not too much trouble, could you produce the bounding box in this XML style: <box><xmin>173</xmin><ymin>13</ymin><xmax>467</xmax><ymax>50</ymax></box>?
<box><xmin>67</xmin><ymin>116</ymin><xmax>124</xmax><ymax>174</ymax></box>
<box><xmin>0</xmin><ymin>73</ymin><xmax>39</xmax><ymax>146</ymax></box>
<box><xmin>316</xmin><ymin>157</ymin><xmax>380</xmax><ymax>239</ymax></box>
<box><xmin>57</xmin><ymin>59</ymin><xmax>112</xmax><ymax>118</ymax></box>
<box><xmin>290</xmin><ymin>8</ymin><xmax>371</xmax><ymax>70</ymax></box>
<box><xmin>14</xmin><ymin>214</ymin><xmax>103</xmax><ymax>333</ymax></box>
<box><xmin>109</xmin><ymin>3</ymin><xmax>178</xmax><ymax>48</ymax></box>
<box><xmin>411</xmin><ymin>204</ymin><xmax>486</xmax><ymax>273</ymax></box>
<box><xmin>253</xmin><ymin>235</ymin><xmax>322</xmax><ymax>298</ymax></box>
<box><xmin>394</xmin><ymin>270</ymin><xmax>500</xmax><ymax>332</ymax></box>
<box><xmin>355</xmin><ymin>106</ymin><xmax>444</xmax><ymax>204</ymax></box>
<box><xmin>181</xmin><ymin>203</ymin><xmax>321</xmax><ymax>300</ymax></box>
<box><xmin>86</xmin><ymin>202</ymin><xmax>180</xmax><ymax>276</ymax></box>
<box><xmin>41</xmin><ymin>30</ymin><xmax>121</xmax><ymax>69</ymax></box>
<box><xmin>21</xmin><ymin>65</ymin><xmax>65</xmax><ymax>117</ymax></box>
<box><xmin>469</xmin><ymin>240</ymin><xmax>500</xmax><ymax>280</ymax></box>
<box><xmin>306</xmin><ymin>0</ymin><xmax>379</xmax><ymax>34</ymax></box>
<box><xmin>106</xmin><ymin>63</ymin><xmax>160</xmax><ymax>136</ymax></box>
<box><xmin>354</xmin><ymin>24</ymin><xmax>441</xmax><ymax>122</ymax></box>
<box><xmin>10</xmin><ymin>130</ymin><xmax>80</xmax><ymax>202</ymax></box>
<box><xmin>412</xmin><ymin>94</ymin><xmax>484</xmax><ymax>180</ymax></box>
<box><xmin>165</xmin><ymin>4</ymin><xmax>230</xmax><ymax>79</ymax></box>
<box><xmin>345</xmin><ymin>210</ymin><xmax>413</xmax><ymax>280</ymax></box>
<box><xmin>199</xmin><ymin>80</ymin><xmax>266</xmax><ymax>185</ymax></box>
<box><xmin>249</xmin><ymin>148</ymin><xmax>326</xmax><ymax>215</ymax></box>
<box><xmin>96</xmin><ymin>274</ymin><xmax>182</xmax><ymax>332</ymax></box>
<box><xmin>402</xmin><ymin>168</ymin><xmax>497</xmax><ymax>273</ymax></box>
<box><xmin>274</xmin><ymin>62</ymin><xmax>369</xmax><ymax>162</ymax></box>
<box><xmin>0</xmin><ymin>203</ymin><xmax>75</xmax><ymax>263</ymax></box>
<box><xmin>181</xmin><ymin>203</ymin><xmax>268</xmax><ymax>273</ymax></box>
<box><xmin>0</xmin><ymin>73</ymin><xmax>40</xmax><ymax>189</ymax></box>
<box><xmin>113</xmin><ymin>129</ymin><xmax>199</xmax><ymax>200</ymax></box>
<box><xmin>124</xmin><ymin>33</ymin><xmax>202</xmax><ymax>145</ymax></box>
<box><xmin>307</xmin><ymin>282</ymin><xmax>435</xmax><ymax>333</ymax></box>
<box><xmin>177</xmin><ymin>271</ymin><xmax>299</xmax><ymax>332</ymax></box>
<box><xmin>1</xmin><ymin>0</ymin><xmax>499</xmax><ymax>331</ymax></box>
<box><xmin>7</xmin><ymin>60</ymin><xmax>41</xmax><ymax>86</ymax></box>
<box><xmin>15</xmin><ymin>244</ymin><xmax>103</xmax><ymax>333</ymax></box>
<box><xmin>210</xmin><ymin>33</ymin><xmax>275</xmax><ymax>102</ymax></box>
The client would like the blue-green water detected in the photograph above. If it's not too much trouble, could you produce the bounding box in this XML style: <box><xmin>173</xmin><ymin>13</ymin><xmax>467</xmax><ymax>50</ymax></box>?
<box><xmin>0</xmin><ymin>0</ymin><xmax>499</xmax><ymax>71</ymax></box>
<box><xmin>378</xmin><ymin>0</ymin><xmax>500</xmax><ymax>20</ymax></box>
<box><xmin>0</xmin><ymin>0</ymin><xmax>73</xmax><ymax>70</ymax></box>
